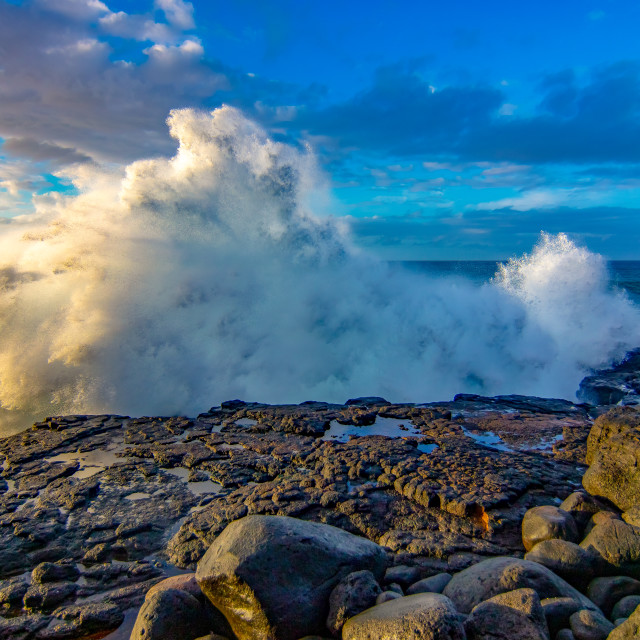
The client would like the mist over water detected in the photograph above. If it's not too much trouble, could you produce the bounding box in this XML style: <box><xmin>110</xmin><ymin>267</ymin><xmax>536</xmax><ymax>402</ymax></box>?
<box><xmin>1</xmin><ymin>106</ymin><xmax>639</xmax><ymax>435</ymax></box>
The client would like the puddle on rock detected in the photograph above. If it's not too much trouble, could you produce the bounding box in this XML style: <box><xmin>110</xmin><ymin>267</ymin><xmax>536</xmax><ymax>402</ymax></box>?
<box><xmin>461</xmin><ymin>426</ymin><xmax>514</xmax><ymax>452</ymax></box>
<box><xmin>45</xmin><ymin>448</ymin><xmax>125</xmax><ymax>479</ymax></box>
<box><xmin>321</xmin><ymin>417</ymin><xmax>422</xmax><ymax>443</ymax></box>
<box><xmin>162</xmin><ymin>467</ymin><xmax>224</xmax><ymax>495</ymax></box>
<box><xmin>235</xmin><ymin>418</ymin><xmax>258</xmax><ymax>427</ymax></box>
<box><xmin>417</xmin><ymin>443</ymin><xmax>439</xmax><ymax>454</ymax></box>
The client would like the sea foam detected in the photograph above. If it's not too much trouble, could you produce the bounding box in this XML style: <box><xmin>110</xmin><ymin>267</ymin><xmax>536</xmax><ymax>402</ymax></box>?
<box><xmin>0</xmin><ymin>106</ymin><xmax>638</xmax><ymax>434</ymax></box>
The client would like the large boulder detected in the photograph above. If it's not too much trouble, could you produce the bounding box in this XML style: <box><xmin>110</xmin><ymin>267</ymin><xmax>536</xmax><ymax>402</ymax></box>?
<box><xmin>442</xmin><ymin>557</ymin><xmax>598</xmax><ymax>615</ymax></box>
<box><xmin>195</xmin><ymin>515</ymin><xmax>387</xmax><ymax>640</ymax></box>
<box><xmin>464</xmin><ymin>588</ymin><xmax>549</xmax><ymax>640</ymax></box>
<box><xmin>582</xmin><ymin>407</ymin><xmax>640</xmax><ymax>511</ymax></box>
<box><xmin>341</xmin><ymin>592</ymin><xmax>466</xmax><ymax>640</ymax></box>
<box><xmin>579</xmin><ymin>520</ymin><xmax>640</xmax><ymax>577</ymax></box>
<box><xmin>521</xmin><ymin>506</ymin><xmax>579</xmax><ymax>552</ymax></box>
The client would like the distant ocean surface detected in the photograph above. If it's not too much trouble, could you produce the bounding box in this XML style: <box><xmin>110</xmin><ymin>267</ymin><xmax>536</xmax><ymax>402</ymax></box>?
<box><xmin>394</xmin><ymin>260</ymin><xmax>640</xmax><ymax>306</ymax></box>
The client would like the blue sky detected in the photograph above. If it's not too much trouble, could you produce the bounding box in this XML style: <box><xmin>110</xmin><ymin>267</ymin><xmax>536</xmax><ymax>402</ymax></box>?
<box><xmin>1</xmin><ymin>0</ymin><xmax>640</xmax><ymax>258</ymax></box>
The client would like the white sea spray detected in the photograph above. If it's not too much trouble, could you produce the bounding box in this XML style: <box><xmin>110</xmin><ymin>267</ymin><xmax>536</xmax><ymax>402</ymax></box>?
<box><xmin>0</xmin><ymin>106</ymin><xmax>638</xmax><ymax>434</ymax></box>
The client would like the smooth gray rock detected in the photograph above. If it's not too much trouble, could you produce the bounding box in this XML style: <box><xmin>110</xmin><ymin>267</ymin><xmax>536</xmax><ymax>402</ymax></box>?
<box><xmin>568</xmin><ymin>609</ymin><xmax>614</xmax><ymax>640</ymax></box>
<box><xmin>195</xmin><ymin>515</ymin><xmax>387</xmax><ymax>640</ymax></box>
<box><xmin>326</xmin><ymin>570</ymin><xmax>380</xmax><ymax>636</ymax></box>
<box><xmin>376</xmin><ymin>591</ymin><xmax>401</xmax><ymax>605</ymax></box>
<box><xmin>407</xmin><ymin>573</ymin><xmax>453</xmax><ymax>595</ymax></box>
<box><xmin>608</xmin><ymin>604</ymin><xmax>640</xmax><ymax>639</ymax></box>
<box><xmin>612</xmin><ymin>595</ymin><xmax>640</xmax><ymax>621</ymax></box>
<box><xmin>541</xmin><ymin>598</ymin><xmax>582</xmax><ymax>638</ymax></box>
<box><xmin>522</xmin><ymin>506</ymin><xmax>579</xmax><ymax>552</ymax></box>
<box><xmin>586</xmin><ymin>577</ymin><xmax>640</xmax><ymax>617</ymax></box>
<box><xmin>442</xmin><ymin>557</ymin><xmax>598</xmax><ymax>615</ymax></box>
<box><xmin>130</xmin><ymin>588</ymin><xmax>210</xmax><ymax>640</ymax></box>
<box><xmin>525</xmin><ymin>540</ymin><xmax>602</xmax><ymax>589</ymax></box>
<box><xmin>580</xmin><ymin>520</ymin><xmax>640</xmax><ymax>577</ymax></box>
<box><xmin>384</xmin><ymin>565</ymin><xmax>420</xmax><ymax>588</ymax></box>
<box><xmin>555</xmin><ymin>630</ymin><xmax>575</xmax><ymax>640</ymax></box>
<box><xmin>341</xmin><ymin>592</ymin><xmax>466</xmax><ymax>640</ymax></box>
<box><xmin>464</xmin><ymin>588</ymin><xmax>549</xmax><ymax>640</ymax></box>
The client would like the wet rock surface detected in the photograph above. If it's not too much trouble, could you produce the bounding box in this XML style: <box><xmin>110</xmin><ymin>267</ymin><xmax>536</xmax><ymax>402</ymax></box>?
<box><xmin>0</xmin><ymin>369</ymin><xmax>637</xmax><ymax>639</ymax></box>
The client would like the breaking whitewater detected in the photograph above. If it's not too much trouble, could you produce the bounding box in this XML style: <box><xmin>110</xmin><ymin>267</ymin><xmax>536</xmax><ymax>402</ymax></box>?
<box><xmin>1</xmin><ymin>106</ymin><xmax>639</xmax><ymax>436</ymax></box>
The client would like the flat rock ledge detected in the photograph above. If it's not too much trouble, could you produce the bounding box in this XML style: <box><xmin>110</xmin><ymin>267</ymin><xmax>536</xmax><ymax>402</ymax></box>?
<box><xmin>1</xmin><ymin>354</ymin><xmax>640</xmax><ymax>639</ymax></box>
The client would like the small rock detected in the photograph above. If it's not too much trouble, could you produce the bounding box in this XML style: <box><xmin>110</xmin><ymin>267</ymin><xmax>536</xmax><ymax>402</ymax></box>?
<box><xmin>541</xmin><ymin>597</ymin><xmax>582</xmax><ymax>638</ymax></box>
<box><xmin>556</xmin><ymin>630</ymin><xmax>576</xmax><ymax>640</ymax></box>
<box><xmin>376</xmin><ymin>591</ymin><xmax>401</xmax><ymax>605</ymax></box>
<box><xmin>23</xmin><ymin>582</ymin><xmax>77</xmax><ymax>611</ymax></box>
<box><xmin>569</xmin><ymin>609</ymin><xmax>614</xmax><ymax>640</ymax></box>
<box><xmin>522</xmin><ymin>506</ymin><xmax>579</xmax><ymax>552</ymax></box>
<box><xmin>612</xmin><ymin>595</ymin><xmax>640</xmax><ymax>621</ymax></box>
<box><xmin>525</xmin><ymin>540</ymin><xmax>602</xmax><ymax>589</ymax></box>
<box><xmin>130</xmin><ymin>588</ymin><xmax>211</xmax><ymax>640</ymax></box>
<box><xmin>146</xmin><ymin>573</ymin><xmax>203</xmax><ymax>601</ymax></box>
<box><xmin>386</xmin><ymin>583</ymin><xmax>404</xmax><ymax>594</ymax></box>
<box><xmin>583</xmin><ymin>511</ymin><xmax>621</xmax><ymax>536</ymax></box>
<box><xmin>32</xmin><ymin>562</ymin><xmax>79</xmax><ymax>584</ymax></box>
<box><xmin>407</xmin><ymin>573</ymin><xmax>452</xmax><ymax>595</ymax></box>
<box><xmin>608</xmin><ymin>603</ymin><xmax>640</xmax><ymax>639</ymax></box>
<box><xmin>464</xmin><ymin>588</ymin><xmax>549</xmax><ymax>640</ymax></box>
<box><xmin>384</xmin><ymin>565</ymin><xmax>420</xmax><ymax>588</ymax></box>
<box><xmin>326</xmin><ymin>570</ymin><xmax>381</xmax><ymax>636</ymax></box>
<box><xmin>342</xmin><ymin>592</ymin><xmax>466</xmax><ymax>640</ymax></box>
<box><xmin>586</xmin><ymin>576</ymin><xmax>640</xmax><ymax>617</ymax></box>
<box><xmin>0</xmin><ymin>577</ymin><xmax>29</xmax><ymax>608</ymax></box>
<box><xmin>559</xmin><ymin>492</ymin><xmax>611</xmax><ymax>530</ymax></box>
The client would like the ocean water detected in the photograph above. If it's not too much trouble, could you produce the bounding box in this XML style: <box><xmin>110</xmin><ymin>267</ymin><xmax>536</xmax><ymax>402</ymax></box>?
<box><xmin>398</xmin><ymin>261</ymin><xmax>640</xmax><ymax>306</ymax></box>
<box><xmin>1</xmin><ymin>106</ymin><xmax>639</xmax><ymax>437</ymax></box>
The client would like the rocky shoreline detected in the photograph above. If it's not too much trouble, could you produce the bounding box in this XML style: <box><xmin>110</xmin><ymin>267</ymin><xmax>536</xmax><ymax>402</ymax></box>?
<box><xmin>1</xmin><ymin>351</ymin><xmax>639</xmax><ymax>639</ymax></box>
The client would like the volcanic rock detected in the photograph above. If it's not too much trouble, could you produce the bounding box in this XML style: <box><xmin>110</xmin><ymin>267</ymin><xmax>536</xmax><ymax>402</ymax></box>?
<box><xmin>442</xmin><ymin>556</ymin><xmax>598</xmax><ymax>615</ymax></box>
<box><xmin>195</xmin><ymin>515</ymin><xmax>387</xmax><ymax>640</ymax></box>
<box><xmin>582</xmin><ymin>407</ymin><xmax>640</xmax><ymax>510</ymax></box>
<box><xmin>521</xmin><ymin>506</ymin><xmax>579</xmax><ymax>551</ymax></box>
<box><xmin>463</xmin><ymin>588</ymin><xmax>549</xmax><ymax>640</ymax></box>
<box><xmin>341</xmin><ymin>592</ymin><xmax>465</xmax><ymax>640</ymax></box>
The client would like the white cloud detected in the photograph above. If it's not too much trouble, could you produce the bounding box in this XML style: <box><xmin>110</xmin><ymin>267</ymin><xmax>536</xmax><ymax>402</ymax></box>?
<box><xmin>155</xmin><ymin>0</ymin><xmax>195</xmax><ymax>30</ymax></box>
<box><xmin>475</xmin><ymin>188</ymin><xmax>607</xmax><ymax>211</ymax></box>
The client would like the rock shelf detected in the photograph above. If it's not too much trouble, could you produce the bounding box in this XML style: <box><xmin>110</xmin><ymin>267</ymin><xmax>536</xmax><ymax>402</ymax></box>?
<box><xmin>1</xmin><ymin>351</ymin><xmax>639</xmax><ymax>639</ymax></box>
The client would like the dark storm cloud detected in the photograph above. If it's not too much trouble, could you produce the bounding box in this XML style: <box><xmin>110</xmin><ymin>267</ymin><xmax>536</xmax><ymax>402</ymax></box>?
<box><xmin>300</xmin><ymin>61</ymin><xmax>640</xmax><ymax>166</ymax></box>
<box><xmin>299</xmin><ymin>62</ymin><xmax>503</xmax><ymax>156</ymax></box>
<box><xmin>1</xmin><ymin>139</ymin><xmax>92</xmax><ymax>166</ymax></box>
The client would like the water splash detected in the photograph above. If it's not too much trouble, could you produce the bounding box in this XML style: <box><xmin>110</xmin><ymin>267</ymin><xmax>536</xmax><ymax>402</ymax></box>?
<box><xmin>0</xmin><ymin>106</ymin><xmax>638</xmax><ymax>434</ymax></box>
